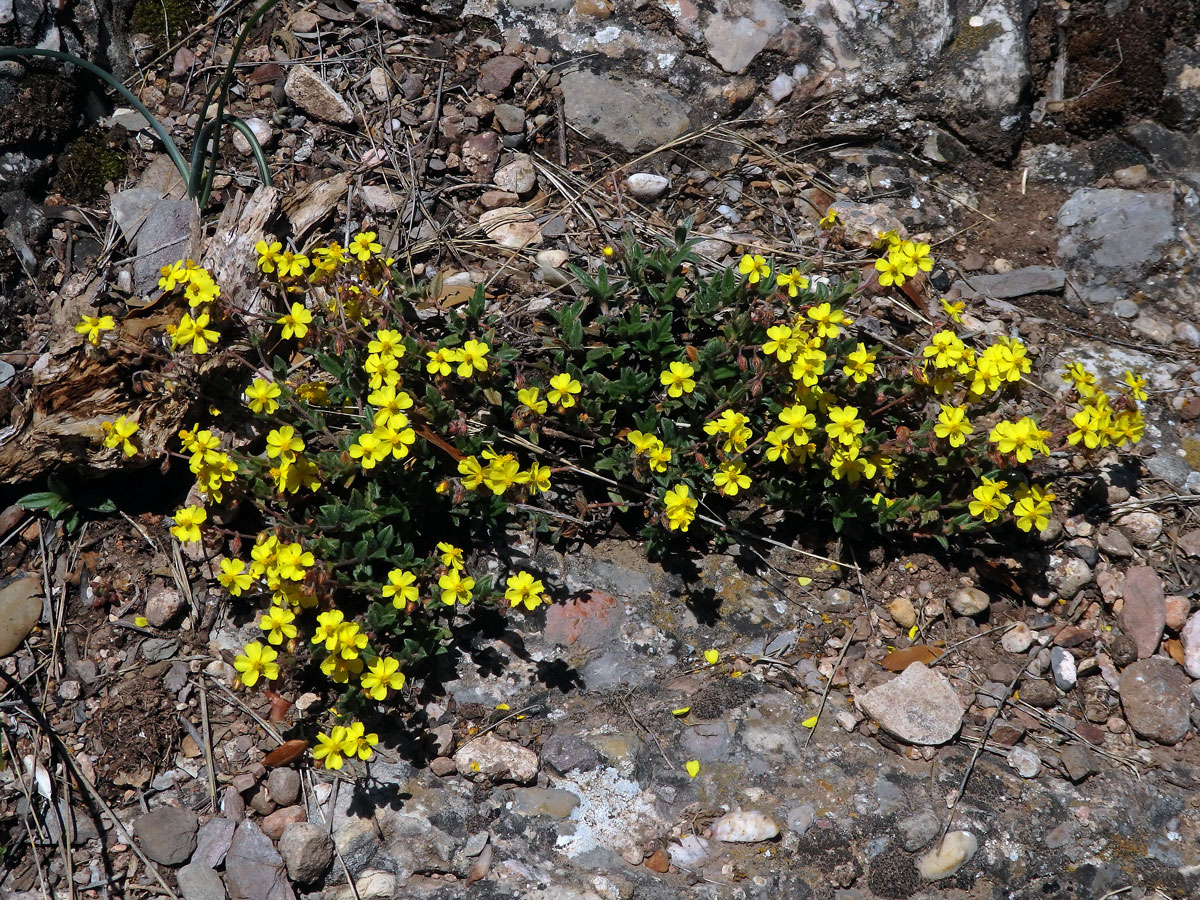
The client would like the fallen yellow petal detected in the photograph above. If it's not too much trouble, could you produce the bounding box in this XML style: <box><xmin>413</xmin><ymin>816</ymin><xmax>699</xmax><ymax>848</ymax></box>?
<box><xmin>134</xmin><ymin>616</ymin><xmax>148</xmax><ymax>627</ymax></box>
<box><xmin>703</xmin><ymin>649</ymin><xmax>719</xmax><ymax>665</ymax></box>
<box><xmin>496</xmin><ymin>703</ymin><xmax>510</xmax><ymax>710</ymax></box>
<box><xmin>802</xmin><ymin>715</ymin><xmax>818</xmax><ymax>728</ymax></box>
<box><xmin>796</xmin><ymin>576</ymin><xmax>813</xmax><ymax>586</ymax></box>
<box><xmin>907</xmin><ymin>625</ymin><xmax>919</xmax><ymax>640</ymax></box>
<box><xmin>685</xmin><ymin>760</ymin><xmax>700</xmax><ymax>778</ymax></box>
<box><xmin>672</xmin><ymin>707</ymin><xmax>691</xmax><ymax>716</ymax></box>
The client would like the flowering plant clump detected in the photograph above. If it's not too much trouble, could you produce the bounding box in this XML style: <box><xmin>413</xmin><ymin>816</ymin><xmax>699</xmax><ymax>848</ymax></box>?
<box><xmin>81</xmin><ymin>220</ymin><xmax>1145</xmax><ymax>769</ymax></box>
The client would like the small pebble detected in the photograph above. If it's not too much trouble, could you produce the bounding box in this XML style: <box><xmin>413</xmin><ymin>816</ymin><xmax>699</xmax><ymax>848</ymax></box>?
<box><xmin>1007</xmin><ymin>746</ymin><xmax>1041</xmax><ymax>778</ymax></box>
<box><xmin>1002</xmin><ymin>623</ymin><xmax>1034</xmax><ymax>654</ymax></box>
<box><xmin>918</xmin><ymin>831</ymin><xmax>978</xmax><ymax>881</ymax></box>
<box><xmin>948</xmin><ymin>587</ymin><xmax>990</xmax><ymax>617</ymax></box>
<box><xmin>1050</xmin><ymin>647</ymin><xmax>1077</xmax><ymax>691</ymax></box>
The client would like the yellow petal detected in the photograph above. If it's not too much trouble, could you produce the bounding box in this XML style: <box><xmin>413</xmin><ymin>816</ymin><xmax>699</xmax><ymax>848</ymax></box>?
<box><xmin>672</xmin><ymin>707</ymin><xmax>691</xmax><ymax>716</ymax></box>
<box><xmin>703</xmin><ymin>649</ymin><xmax>719</xmax><ymax>665</ymax></box>
<box><xmin>802</xmin><ymin>715</ymin><xmax>819</xmax><ymax>728</ymax></box>
<box><xmin>907</xmin><ymin>625</ymin><xmax>919</xmax><ymax>640</ymax></box>
<box><xmin>796</xmin><ymin>576</ymin><xmax>812</xmax><ymax>586</ymax></box>
<box><xmin>496</xmin><ymin>703</ymin><xmax>510</xmax><ymax>711</ymax></box>
<box><xmin>685</xmin><ymin>760</ymin><xmax>700</xmax><ymax>778</ymax></box>
<box><xmin>134</xmin><ymin>616</ymin><xmax>148</xmax><ymax>627</ymax></box>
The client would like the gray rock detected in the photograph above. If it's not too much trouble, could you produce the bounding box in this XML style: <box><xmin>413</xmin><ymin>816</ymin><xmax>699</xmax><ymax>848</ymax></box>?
<box><xmin>704</xmin><ymin>2</ymin><xmax>787</xmax><ymax>74</ymax></box>
<box><xmin>109</xmin><ymin>187</ymin><xmax>164</xmax><ymax>244</ymax></box>
<box><xmin>1019</xmin><ymin>679</ymin><xmax>1058</xmax><ymax>708</ymax></box>
<box><xmin>1007</xmin><ymin>746</ymin><xmax>1041</xmax><ymax>778</ymax></box>
<box><xmin>454</xmin><ymin>733</ymin><xmax>538</xmax><ymax>782</ymax></box>
<box><xmin>1056</xmin><ymin>188</ymin><xmax>1176</xmax><ymax>303</ymax></box>
<box><xmin>231</xmin><ymin>117</ymin><xmax>275</xmax><ymax>155</ymax></box>
<box><xmin>956</xmin><ymin>265</ymin><xmax>1066</xmax><ymax>299</ymax></box>
<box><xmin>767</xmin><ymin>72</ymin><xmax>795</xmax><ymax>101</ymax></box>
<box><xmin>1050</xmin><ymin>647</ymin><xmax>1077</xmax><ymax>692</ymax></box>
<box><xmin>266</xmin><ymin>768</ymin><xmax>300</xmax><ymax>807</ymax></box>
<box><xmin>1112</xmin><ymin>298</ymin><xmax>1140</xmax><ymax>319</ymax></box>
<box><xmin>1117</xmin><ymin>512</ymin><xmax>1163</xmax><ymax>547</ymax></box>
<box><xmin>1059</xmin><ymin>746</ymin><xmax>1099</xmax><ymax>783</ymax></box>
<box><xmin>1001</xmin><ymin>622</ymin><xmax>1034</xmax><ymax>654</ymax></box>
<box><xmin>561</xmin><ymin>69</ymin><xmax>690</xmax><ymax>153</ymax></box>
<box><xmin>622</xmin><ymin>172</ymin><xmax>671</xmax><ymax>201</ymax></box>
<box><xmin>177</xmin><ymin>865</ymin><xmax>226</xmax><ymax>900</ymax></box>
<box><xmin>144</xmin><ymin>580</ymin><xmax>185</xmax><ymax>628</ymax></box>
<box><xmin>0</xmin><ymin>573</ymin><xmax>41</xmax><ymax>657</ymax></box>
<box><xmin>1047</xmin><ymin>555</ymin><xmax>1093</xmax><ymax>600</ymax></box>
<box><xmin>1180</xmin><ymin>610</ymin><xmax>1200</xmax><ymax>679</ymax></box>
<box><xmin>226</xmin><ymin>820</ymin><xmax>294</xmax><ymax>900</ymax></box>
<box><xmin>948</xmin><ymin>587</ymin><xmax>990</xmax><ymax>617</ymax></box>
<box><xmin>1065</xmin><ymin>538</ymin><xmax>1098</xmax><ymax>568</ymax></box>
<box><xmin>1118</xmin><ymin>566</ymin><xmax>1166</xmax><ymax>659</ymax></box>
<box><xmin>355</xmin><ymin>0</ymin><xmax>404</xmax><ymax>30</ymax></box>
<box><xmin>1119</xmin><ymin>657</ymin><xmax>1192</xmax><ymax>745</ymax></box>
<box><xmin>1098</xmin><ymin>528</ymin><xmax>1135</xmax><ymax>558</ymax></box>
<box><xmin>478</xmin><ymin>55</ymin><xmax>524</xmax><ymax>94</ymax></box>
<box><xmin>897</xmin><ymin>809</ymin><xmax>941</xmax><ymax>851</ymax></box>
<box><xmin>133</xmin><ymin>199</ymin><xmax>199</xmax><ymax>294</ymax></box>
<box><xmin>284</xmin><ymin>64</ymin><xmax>355</xmax><ymax>125</ymax></box>
<box><xmin>494</xmin><ymin>154</ymin><xmax>536</xmax><ymax>195</ymax></box>
<box><xmin>511</xmin><ymin>787</ymin><xmax>581</xmax><ymax>818</ymax></box>
<box><xmin>193</xmin><ymin>816</ymin><xmax>236</xmax><ymax>869</ymax></box>
<box><xmin>493</xmin><ymin>103</ymin><xmax>525</xmax><ymax>133</ymax></box>
<box><xmin>859</xmin><ymin>662</ymin><xmax>964</xmax><ymax>745</ymax></box>
<box><xmin>278</xmin><ymin>822</ymin><xmax>334</xmax><ymax>884</ymax></box>
<box><xmin>134</xmin><ymin>806</ymin><xmax>198</xmax><ymax>866</ymax></box>
<box><xmin>1163</xmin><ymin>45</ymin><xmax>1200</xmax><ymax>128</ymax></box>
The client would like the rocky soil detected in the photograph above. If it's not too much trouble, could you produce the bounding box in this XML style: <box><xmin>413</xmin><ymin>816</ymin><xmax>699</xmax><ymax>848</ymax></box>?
<box><xmin>2</xmin><ymin>1</ymin><xmax>1200</xmax><ymax>899</ymax></box>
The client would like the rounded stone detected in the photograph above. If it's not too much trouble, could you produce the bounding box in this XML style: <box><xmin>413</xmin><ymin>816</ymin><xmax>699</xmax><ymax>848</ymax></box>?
<box><xmin>948</xmin><ymin>587</ymin><xmax>990</xmax><ymax>617</ymax></box>
<box><xmin>1001</xmin><ymin>622</ymin><xmax>1034</xmax><ymax>654</ymax></box>
<box><xmin>134</xmin><ymin>806</ymin><xmax>199</xmax><ymax>866</ymax></box>
<box><xmin>279</xmin><ymin>821</ymin><xmax>334</xmax><ymax>884</ymax></box>
<box><xmin>1119</xmin><ymin>657</ymin><xmax>1192</xmax><ymax>744</ymax></box>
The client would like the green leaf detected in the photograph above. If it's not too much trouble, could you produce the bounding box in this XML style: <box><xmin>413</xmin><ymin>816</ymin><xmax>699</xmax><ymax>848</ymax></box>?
<box><xmin>18</xmin><ymin>491</ymin><xmax>61</xmax><ymax>510</ymax></box>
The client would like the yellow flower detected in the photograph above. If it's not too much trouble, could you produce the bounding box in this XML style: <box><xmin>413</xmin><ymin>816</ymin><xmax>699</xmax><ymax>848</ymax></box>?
<box><xmin>348</xmin><ymin>432</ymin><xmax>384</xmax><ymax>469</ymax></box>
<box><xmin>933</xmin><ymin>405</ymin><xmax>973</xmax><ymax>448</ymax></box>
<box><xmin>663</xmin><ymin>484</ymin><xmax>698</xmax><ymax>532</ymax></box>
<box><xmin>313</xmin><ymin>726</ymin><xmax>353</xmax><ymax>770</ymax></box>
<box><xmin>158</xmin><ymin>260</ymin><xmax>188</xmax><ymax>291</ymax></box>
<box><xmin>244</xmin><ymin>378</ymin><xmax>282</xmax><ymax>414</ymax></box>
<box><xmin>968</xmin><ymin>476</ymin><xmax>1011</xmax><ymax>522</ymax></box>
<box><xmin>277</xmin><ymin>302</ymin><xmax>313</xmax><ymax>340</ymax></box>
<box><xmin>646</xmin><ymin>442</ymin><xmax>672</xmax><ymax>473</ymax></box>
<box><xmin>439</xmin><ymin>568</ymin><xmax>475</xmax><ymax>606</ymax></box>
<box><xmin>217</xmin><ymin>558</ymin><xmax>253</xmax><ymax>596</ymax></box>
<box><xmin>259</xmin><ymin>605</ymin><xmax>297</xmax><ymax>645</ymax></box>
<box><xmin>842</xmin><ymin>343</ymin><xmax>876</xmax><ymax>383</ymax></box>
<box><xmin>923</xmin><ymin>330</ymin><xmax>967</xmax><ymax>370</ymax></box>
<box><xmin>172</xmin><ymin>310</ymin><xmax>220</xmax><ymax>355</ymax></box>
<box><xmin>1013</xmin><ymin>484</ymin><xmax>1054</xmax><ymax>533</ymax></box>
<box><xmin>660</xmin><ymin>361</ymin><xmax>696</xmax><ymax>398</ymax></box>
<box><xmin>75</xmin><ymin>314</ymin><xmax>115</xmax><ymax>346</ymax></box>
<box><xmin>233</xmin><ymin>641</ymin><xmax>279</xmax><ymax>687</ymax></box>
<box><xmin>344</xmin><ymin>721</ymin><xmax>378</xmax><ymax>760</ymax></box>
<box><xmin>712</xmin><ymin>461</ymin><xmax>750</xmax><ymax>497</ymax></box>
<box><xmin>763</xmin><ymin>324</ymin><xmax>801</xmax><ymax>362</ymax></box>
<box><xmin>170</xmin><ymin>505</ymin><xmax>206</xmax><ymax>543</ymax></box>
<box><xmin>382</xmin><ymin>568</ymin><xmax>419</xmax><ymax>607</ymax></box>
<box><xmin>375</xmin><ymin>415</ymin><xmax>416</xmax><ymax>459</ymax></box>
<box><xmin>183</xmin><ymin>270</ymin><xmax>220</xmax><ymax>308</ymax></box>
<box><xmin>266</xmin><ymin>425</ymin><xmax>304</xmax><ymax>461</ymax></box>
<box><xmin>361</xmin><ymin>656</ymin><xmax>406</xmax><ymax>701</ymax></box>
<box><xmin>368</xmin><ymin>329</ymin><xmax>405</xmax><ymax>358</ymax></box>
<box><xmin>505</xmin><ymin>571</ymin><xmax>546</xmax><ymax>611</ymax></box>
<box><xmin>547</xmin><ymin>372</ymin><xmax>582</xmax><ymax>408</ymax></box>
<box><xmin>516</xmin><ymin>386</ymin><xmax>548</xmax><ymax>415</ymax></box>
<box><xmin>438</xmin><ymin>542</ymin><xmax>464</xmax><ymax>570</ymax></box>
<box><xmin>776</xmin><ymin>269</ymin><xmax>809</xmax><ymax>297</ymax></box>
<box><xmin>277</xmin><ymin>251</ymin><xmax>310</xmax><ymax>278</ymax></box>
<box><xmin>1120</xmin><ymin>370</ymin><xmax>1147</xmax><ymax>402</ymax></box>
<box><xmin>806</xmin><ymin>302</ymin><xmax>851</xmax><ymax>339</ymax></box>
<box><xmin>458</xmin><ymin>455</ymin><xmax>485</xmax><ymax>490</ymax></box>
<box><xmin>897</xmin><ymin>241</ymin><xmax>933</xmax><ymax>273</ymax></box>
<box><xmin>737</xmin><ymin>254</ymin><xmax>770</xmax><ymax>284</ymax></box>
<box><xmin>255</xmin><ymin>240</ymin><xmax>282</xmax><ymax>273</ymax></box>
<box><xmin>874</xmin><ymin>255</ymin><xmax>906</xmax><ymax>288</ymax></box>
<box><xmin>366</xmin><ymin>384</ymin><xmax>413</xmax><ymax>426</ymax></box>
<box><xmin>101</xmin><ymin>416</ymin><xmax>139</xmax><ymax>457</ymax></box>
<box><xmin>818</xmin><ymin>208</ymin><xmax>839</xmax><ymax>228</ymax></box>
<box><xmin>426</xmin><ymin>347</ymin><xmax>456</xmax><ymax>376</ymax></box>
<box><xmin>349</xmin><ymin>231</ymin><xmax>383</xmax><ymax>261</ymax></box>
<box><xmin>776</xmin><ymin>405</ymin><xmax>815</xmax><ymax>444</ymax></box>
<box><xmin>939</xmin><ymin>298</ymin><xmax>965</xmax><ymax>324</ymax></box>
<box><xmin>456</xmin><ymin>339</ymin><xmax>490</xmax><ymax>377</ymax></box>
<box><xmin>524</xmin><ymin>462</ymin><xmax>552</xmax><ymax>493</ymax></box>
<box><xmin>825</xmin><ymin>405</ymin><xmax>865</xmax><ymax>444</ymax></box>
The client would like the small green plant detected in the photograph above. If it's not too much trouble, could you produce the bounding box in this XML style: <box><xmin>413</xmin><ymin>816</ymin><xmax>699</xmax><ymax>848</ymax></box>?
<box><xmin>76</xmin><ymin>218</ymin><xmax>1147</xmax><ymax>769</ymax></box>
<box><xmin>0</xmin><ymin>0</ymin><xmax>280</xmax><ymax>207</ymax></box>
<box><xmin>18</xmin><ymin>475</ymin><xmax>116</xmax><ymax>534</ymax></box>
